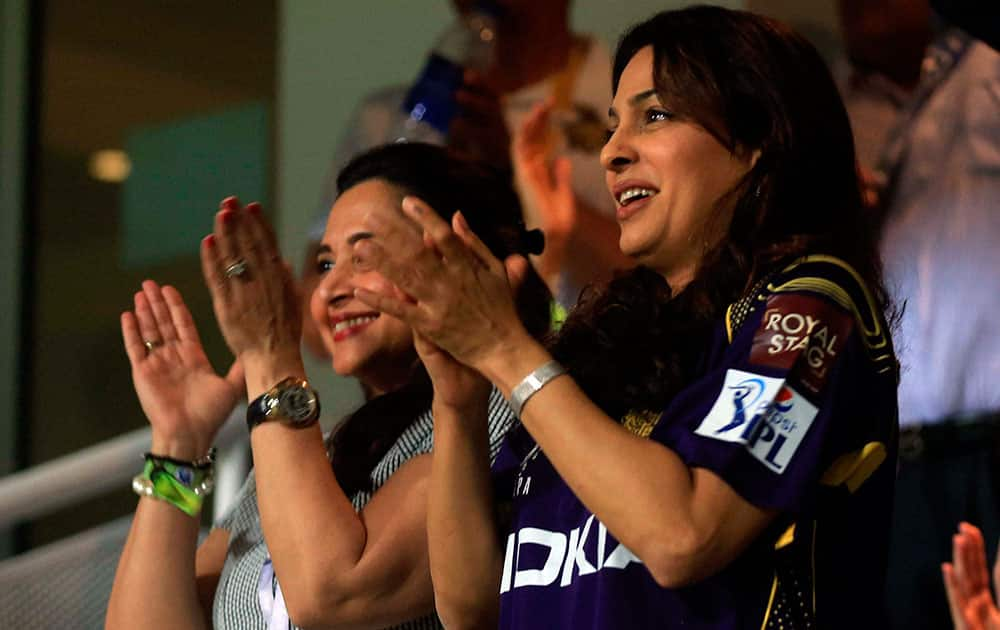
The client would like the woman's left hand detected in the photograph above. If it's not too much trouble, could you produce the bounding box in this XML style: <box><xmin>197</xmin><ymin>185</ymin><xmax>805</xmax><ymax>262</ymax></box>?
<box><xmin>944</xmin><ymin>522</ymin><xmax>1000</xmax><ymax>630</ymax></box>
<box><xmin>200</xmin><ymin>197</ymin><xmax>304</xmax><ymax>391</ymax></box>
<box><xmin>352</xmin><ymin>196</ymin><xmax>531</xmax><ymax>373</ymax></box>
<box><xmin>413</xmin><ymin>332</ymin><xmax>492</xmax><ymax>412</ymax></box>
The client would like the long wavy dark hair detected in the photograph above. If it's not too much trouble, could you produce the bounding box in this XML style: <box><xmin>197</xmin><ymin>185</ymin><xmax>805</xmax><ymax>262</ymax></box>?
<box><xmin>327</xmin><ymin>142</ymin><xmax>550</xmax><ymax>498</ymax></box>
<box><xmin>548</xmin><ymin>5</ymin><xmax>893</xmax><ymax>420</ymax></box>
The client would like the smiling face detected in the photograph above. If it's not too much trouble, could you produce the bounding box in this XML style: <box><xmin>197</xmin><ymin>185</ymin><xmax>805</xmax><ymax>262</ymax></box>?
<box><xmin>601</xmin><ymin>46</ymin><xmax>756</xmax><ymax>289</ymax></box>
<box><xmin>309</xmin><ymin>179</ymin><xmax>417</xmax><ymax>395</ymax></box>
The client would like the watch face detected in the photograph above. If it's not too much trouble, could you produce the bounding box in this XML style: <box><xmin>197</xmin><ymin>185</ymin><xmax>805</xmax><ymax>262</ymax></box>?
<box><xmin>277</xmin><ymin>385</ymin><xmax>318</xmax><ymax>424</ymax></box>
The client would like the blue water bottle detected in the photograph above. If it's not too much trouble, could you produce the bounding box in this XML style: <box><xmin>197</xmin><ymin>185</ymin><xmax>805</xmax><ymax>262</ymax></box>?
<box><xmin>392</xmin><ymin>2</ymin><xmax>501</xmax><ymax>144</ymax></box>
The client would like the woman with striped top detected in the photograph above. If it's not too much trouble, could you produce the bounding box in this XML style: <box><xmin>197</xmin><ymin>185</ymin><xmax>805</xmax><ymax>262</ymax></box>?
<box><xmin>106</xmin><ymin>143</ymin><xmax>551</xmax><ymax>629</ymax></box>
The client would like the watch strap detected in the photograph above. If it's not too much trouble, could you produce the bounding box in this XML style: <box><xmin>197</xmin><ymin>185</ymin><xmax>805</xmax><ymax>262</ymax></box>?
<box><xmin>246</xmin><ymin>387</ymin><xmax>272</xmax><ymax>432</ymax></box>
<box><xmin>246</xmin><ymin>377</ymin><xmax>320</xmax><ymax>431</ymax></box>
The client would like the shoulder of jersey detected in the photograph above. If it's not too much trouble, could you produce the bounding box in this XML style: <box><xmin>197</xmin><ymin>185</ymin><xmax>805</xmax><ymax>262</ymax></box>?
<box><xmin>726</xmin><ymin>255</ymin><xmax>896</xmax><ymax>375</ymax></box>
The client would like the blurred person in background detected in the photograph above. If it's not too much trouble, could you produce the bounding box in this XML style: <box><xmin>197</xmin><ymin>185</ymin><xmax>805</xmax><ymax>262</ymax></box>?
<box><xmin>943</xmin><ymin>522</ymin><xmax>1000</xmax><ymax>630</ymax></box>
<box><xmin>106</xmin><ymin>143</ymin><xmax>550</xmax><ymax>630</ymax></box>
<box><xmin>310</xmin><ymin>0</ymin><xmax>629</xmax><ymax>310</ymax></box>
<box><xmin>836</xmin><ymin>1</ymin><xmax>1000</xmax><ymax>627</ymax></box>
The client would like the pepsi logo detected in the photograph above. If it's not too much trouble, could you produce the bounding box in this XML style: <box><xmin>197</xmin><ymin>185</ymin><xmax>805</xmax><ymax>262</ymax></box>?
<box><xmin>696</xmin><ymin>370</ymin><xmax>819</xmax><ymax>474</ymax></box>
<box><xmin>773</xmin><ymin>386</ymin><xmax>794</xmax><ymax>413</ymax></box>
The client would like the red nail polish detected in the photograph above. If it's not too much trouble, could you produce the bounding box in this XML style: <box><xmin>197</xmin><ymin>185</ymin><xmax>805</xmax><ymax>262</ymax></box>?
<box><xmin>247</xmin><ymin>202</ymin><xmax>261</xmax><ymax>215</ymax></box>
<box><xmin>222</xmin><ymin>196</ymin><xmax>240</xmax><ymax>211</ymax></box>
<box><xmin>204</xmin><ymin>235</ymin><xmax>216</xmax><ymax>247</ymax></box>
<box><xmin>221</xmin><ymin>210</ymin><xmax>236</xmax><ymax>224</ymax></box>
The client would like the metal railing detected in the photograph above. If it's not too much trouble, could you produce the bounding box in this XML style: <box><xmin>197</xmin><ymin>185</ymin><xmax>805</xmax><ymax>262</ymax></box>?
<box><xmin>0</xmin><ymin>408</ymin><xmax>249</xmax><ymax>628</ymax></box>
<box><xmin>0</xmin><ymin>516</ymin><xmax>133</xmax><ymax>628</ymax></box>
<box><xmin>0</xmin><ymin>406</ymin><xmax>249</xmax><ymax>529</ymax></box>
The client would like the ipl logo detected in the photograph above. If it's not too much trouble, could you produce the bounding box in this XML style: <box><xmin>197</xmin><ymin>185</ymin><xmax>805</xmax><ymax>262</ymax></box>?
<box><xmin>714</xmin><ymin>376</ymin><xmax>768</xmax><ymax>435</ymax></box>
<box><xmin>696</xmin><ymin>369</ymin><xmax>818</xmax><ymax>474</ymax></box>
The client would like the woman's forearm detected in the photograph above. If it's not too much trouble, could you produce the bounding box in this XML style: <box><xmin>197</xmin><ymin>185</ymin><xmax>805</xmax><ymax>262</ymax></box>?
<box><xmin>249</xmin><ymin>421</ymin><xmax>372</xmax><ymax>620</ymax></box>
<box><xmin>242</xmin><ymin>358</ymin><xmax>367</xmax><ymax>585</ymax></box>
<box><xmin>478</xmin><ymin>337</ymin><xmax>772</xmax><ymax>587</ymax></box>
<box><xmin>480</xmin><ymin>337</ymin><xmax>699</xmax><ymax>555</ymax></box>
<box><xmin>251</xmin><ymin>423</ymin><xmax>438</xmax><ymax>628</ymax></box>
<box><xmin>106</xmin><ymin>498</ymin><xmax>209</xmax><ymax>629</ymax></box>
<box><xmin>244</xmin><ymin>361</ymin><xmax>435</xmax><ymax>628</ymax></box>
<box><xmin>427</xmin><ymin>398</ymin><xmax>503</xmax><ymax>628</ymax></box>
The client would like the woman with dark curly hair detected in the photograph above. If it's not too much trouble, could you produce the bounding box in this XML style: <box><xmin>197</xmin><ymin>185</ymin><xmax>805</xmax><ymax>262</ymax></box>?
<box><xmin>352</xmin><ymin>6</ymin><xmax>899</xmax><ymax>629</ymax></box>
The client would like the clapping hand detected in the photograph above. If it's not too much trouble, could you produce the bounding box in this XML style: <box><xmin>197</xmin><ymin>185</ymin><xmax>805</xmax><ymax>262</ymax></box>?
<box><xmin>412</xmin><ymin>331</ymin><xmax>492</xmax><ymax>413</ymax></box>
<box><xmin>352</xmin><ymin>196</ymin><xmax>531</xmax><ymax>376</ymax></box>
<box><xmin>943</xmin><ymin>522</ymin><xmax>1000</xmax><ymax>630</ymax></box>
<box><xmin>200</xmin><ymin>197</ymin><xmax>305</xmax><ymax>395</ymax></box>
<box><xmin>121</xmin><ymin>281</ymin><xmax>244</xmax><ymax>459</ymax></box>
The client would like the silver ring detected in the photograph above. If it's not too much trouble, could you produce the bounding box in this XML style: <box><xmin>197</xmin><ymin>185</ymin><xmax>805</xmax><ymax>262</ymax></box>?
<box><xmin>224</xmin><ymin>259</ymin><xmax>249</xmax><ymax>279</ymax></box>
<box><xmin>143</xmin><ymin>339</ymin><xmax>163</xmax><ymax>354</ymax></box>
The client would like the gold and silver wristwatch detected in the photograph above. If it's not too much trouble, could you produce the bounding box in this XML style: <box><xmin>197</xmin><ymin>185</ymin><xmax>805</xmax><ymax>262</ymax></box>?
<box><xmin>246</xmin><ymin>377</ymin><xmax>320</xmax><ymax>431</ymax></box>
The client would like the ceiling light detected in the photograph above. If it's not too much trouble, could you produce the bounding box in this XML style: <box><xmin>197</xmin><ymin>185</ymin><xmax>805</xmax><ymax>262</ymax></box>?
<box><xmin>88</xmin><ymin>149</ymin><xmax>132</xmax><ymax>183</ymax></box>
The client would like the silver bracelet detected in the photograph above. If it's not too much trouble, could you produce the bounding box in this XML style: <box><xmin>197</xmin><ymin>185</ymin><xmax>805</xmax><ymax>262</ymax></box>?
<box><xmin>509</xmin><ymin>360</ymin><xmax>567</xmax><ymax>418</ymax></box>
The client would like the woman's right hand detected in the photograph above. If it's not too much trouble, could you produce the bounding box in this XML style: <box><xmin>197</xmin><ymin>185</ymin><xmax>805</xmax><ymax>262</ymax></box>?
<box><xmin>121</xmin><ymin>280</ymin><xmax>245</xmax><ymax>460</ymax></box>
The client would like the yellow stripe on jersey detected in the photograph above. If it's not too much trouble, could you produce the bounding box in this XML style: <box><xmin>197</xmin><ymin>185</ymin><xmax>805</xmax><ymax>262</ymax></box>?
<box><xmin>725</xmin><ymin>302</ymin><xmax>735</xmax><ymax>343</ymax></box>
<box><xmin>820</xmin><ymin>441</ymin><xmax>888</xmax><ymax>493</ymax></box>
<box><xmin>769</xmin><ymin>255</ymin><xmax>883</xmax><ymax>339</ymax></box>
<box><xmin>765</xmin><ymin>255</ymin><xmax>894</xmax><ymax>372</ymax></box>
<box><xmin>760</xmin><ymin>521</ymin><xmax>819</xmax><ymax>627</ymax></box>
<box><xmin>723</xmin><ymin>255</ymin><xmax>893</xmax><ymax>367</ymax></box>
<box><xmin>774</xmin><ymin>523</ymin><xmax>796</xmax><ymax>550</ymax></box>
<box><xmin>811</xmin><ymin>521</ymin><xmax>818</xmax><ymax>615</ymax></box>
<box><xmin>760</xmin><ymin>572</ymin><xmax>779</xmax><ymax>630</ymax></box>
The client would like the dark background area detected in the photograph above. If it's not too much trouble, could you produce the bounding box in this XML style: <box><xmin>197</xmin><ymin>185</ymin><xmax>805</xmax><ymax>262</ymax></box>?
<box><xmin>22</xmin><ymin>0</ymin><xmax>276</xmax><ymax>549</ymax></box>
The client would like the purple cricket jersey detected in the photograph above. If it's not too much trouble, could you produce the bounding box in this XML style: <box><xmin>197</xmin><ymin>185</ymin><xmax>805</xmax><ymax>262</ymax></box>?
<box><xmin>492</xmin><ymin>256</ymin><xmax>898</xmax><ymax>629</ymax></box>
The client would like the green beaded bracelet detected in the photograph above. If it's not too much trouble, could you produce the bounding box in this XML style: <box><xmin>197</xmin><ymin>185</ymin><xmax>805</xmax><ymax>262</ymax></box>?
<box><xmin>131</xmin><ymin>450</ymin><xmax>215</xmax><ymax>517</ymax></box>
